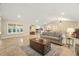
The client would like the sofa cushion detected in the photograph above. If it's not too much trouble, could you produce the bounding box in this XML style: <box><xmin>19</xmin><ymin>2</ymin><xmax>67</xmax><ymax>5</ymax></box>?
<box><xmin>42</xmin><ymin>32</ymin><xmax>62</xmax><ymax>37</ymax></box>
<box><xmin>40</xmin><ymin>35</ymin><xmax>60</xmax><ymax>41</ymax></box>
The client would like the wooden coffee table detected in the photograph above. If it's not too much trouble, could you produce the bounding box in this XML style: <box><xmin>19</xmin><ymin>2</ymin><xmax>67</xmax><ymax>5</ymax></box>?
<box><xmin>30</xmin><ymin>38</ymin><xmax>51</xmax><ymax>55</ymax></box>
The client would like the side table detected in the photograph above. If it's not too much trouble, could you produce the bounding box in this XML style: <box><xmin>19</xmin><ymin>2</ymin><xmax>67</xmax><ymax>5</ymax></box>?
<box><xmin>66</xmin><ymin>38</ymin><xmax>74</xmax><ymax>48</ymax></box>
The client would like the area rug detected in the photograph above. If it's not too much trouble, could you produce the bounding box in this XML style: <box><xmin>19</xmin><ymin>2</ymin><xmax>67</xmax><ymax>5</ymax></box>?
<box><xmin>20</xmin><ymin>44</ymin><xmax>61</xmax><ymax>56</ymax></box>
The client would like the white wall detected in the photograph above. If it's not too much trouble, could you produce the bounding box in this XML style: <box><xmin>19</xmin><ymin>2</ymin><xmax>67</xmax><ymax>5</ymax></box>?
<box><xmin>0</xmin><ymin>17</ymin><xmax>1</xmax><ymax>34</ymax></box>
<box><xmin>0</xmin><ymin>3</ymin><xmax>79</xmax><ymax>39</ymax></box>
<box><xmin>0</xmin><ymin>4</ymin><xmax>1</xmax><ymax>39</ymax></box>
<box><xmin>1</xmin><ymin>18</ymin><xmax>28</xmax><ymax>39</ymax></box>
<box><xmin>0</xmin><ymin>17</ymin><xmax>1</xmax><ymax>40</ymax></box>
<box><xmin>1</xmin><ymin>3</ymin><xmax>79</xmax><ymax>26</ymax></box>
<box><xmin>45</xmin><ymin>21</ymin><xmax>79</xmax><ymax>32</ymax></box>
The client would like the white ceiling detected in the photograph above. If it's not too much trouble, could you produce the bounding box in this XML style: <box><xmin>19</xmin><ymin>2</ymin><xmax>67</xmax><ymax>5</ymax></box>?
<box><xmin>0</xmin><ymin>3</ymin><xmax>79</xmax><ymax>25</ymax></box>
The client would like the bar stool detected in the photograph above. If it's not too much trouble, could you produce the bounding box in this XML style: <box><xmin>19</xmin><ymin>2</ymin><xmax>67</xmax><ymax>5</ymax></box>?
<box><xmin>66</xmin><ymin>37</ymin><xmax>74</xmax><ymax>48</ymax></box>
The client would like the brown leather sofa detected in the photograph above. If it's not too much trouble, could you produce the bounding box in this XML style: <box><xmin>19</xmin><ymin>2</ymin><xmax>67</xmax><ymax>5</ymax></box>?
<box><xmin>40</xmin><ymin>31</ymin><xmax>63</xmax><ymax>45</ymax></box>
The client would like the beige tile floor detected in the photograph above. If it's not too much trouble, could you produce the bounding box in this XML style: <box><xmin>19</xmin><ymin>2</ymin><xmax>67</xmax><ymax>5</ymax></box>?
<box><xmin>0</xmin><ymin>35</ymin><xmax>76</xmax><ymax>56</ymax></box>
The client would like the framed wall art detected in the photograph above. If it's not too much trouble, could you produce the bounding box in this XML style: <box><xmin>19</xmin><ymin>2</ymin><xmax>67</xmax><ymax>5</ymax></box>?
<box><xmin>7</xmin><ymin>23</ymin><xmax>24</xmax><ymax>35</ymax></box>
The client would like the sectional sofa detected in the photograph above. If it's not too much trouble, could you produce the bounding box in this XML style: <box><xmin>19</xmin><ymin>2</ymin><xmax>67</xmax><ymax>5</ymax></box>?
<box><xmin>40</xmin><ymin>31</ymin><xmax>63</xmax><ymax>45</ymax></box>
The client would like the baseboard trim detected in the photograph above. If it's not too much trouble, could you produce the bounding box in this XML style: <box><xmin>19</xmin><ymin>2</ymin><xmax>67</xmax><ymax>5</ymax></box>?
<box><xmin>1</xmin><ymin>34</ymin><xmax>28</xmax><ymax>40</ymax></box>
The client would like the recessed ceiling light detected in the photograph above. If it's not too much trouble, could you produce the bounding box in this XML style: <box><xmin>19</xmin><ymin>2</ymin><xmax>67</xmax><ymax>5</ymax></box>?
<box><xmin>17</xmin><ymin>14</ymin><xmax>21</xmax><ymax>18</ymax></box>
<box><xmin>50</xmin><ymin>17</ymin><xmax>57</xmax><ymax>21</ymax></box>
<box><xmin>35</xmin><ymin>20</ymin><xmax>39</xmax><ymax>23</ymax></box>
<box><xmin>60</xmin><ymin>12</ymin><xmax>64</xmax><ymax>15</ymax></box>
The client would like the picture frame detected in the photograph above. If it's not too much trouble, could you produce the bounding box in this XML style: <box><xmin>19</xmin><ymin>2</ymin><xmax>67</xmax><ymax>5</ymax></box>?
<box><xmin>7</xmin><ymin>23</ymin><xmax>24</xmax><ymax>34</ymax></box>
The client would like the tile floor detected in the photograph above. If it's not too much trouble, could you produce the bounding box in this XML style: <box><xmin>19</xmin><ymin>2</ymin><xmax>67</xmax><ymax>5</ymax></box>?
<box><xmin>0</xmin><ymin>36</ymin><xmax>76</xmax><ymax>56</ymax></box>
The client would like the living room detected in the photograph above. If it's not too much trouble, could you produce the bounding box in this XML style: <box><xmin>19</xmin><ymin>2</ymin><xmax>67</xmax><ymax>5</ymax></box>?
<box><xmin>0</xmin><ymin>3</ymin><xmax>79</xmax><ymax>56</ymax></box>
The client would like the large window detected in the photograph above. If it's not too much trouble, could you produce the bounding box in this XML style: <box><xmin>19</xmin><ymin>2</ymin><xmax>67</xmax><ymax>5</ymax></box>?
<box><xmin>7</xmin><ymin>24</ymin><xmax>24</xmax><ymax>34</ymax></box>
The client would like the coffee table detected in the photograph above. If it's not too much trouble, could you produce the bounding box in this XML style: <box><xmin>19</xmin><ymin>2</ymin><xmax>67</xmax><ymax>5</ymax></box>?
<box><xmin>30</xmin><ymin>38</ymin><xmax>51</xmax><ymax>55</ymax></box>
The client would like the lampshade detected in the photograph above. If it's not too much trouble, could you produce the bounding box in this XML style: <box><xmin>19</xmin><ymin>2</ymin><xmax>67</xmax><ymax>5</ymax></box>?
<box><xmin>46</xmin><ymin>25</ymin><xmax>51</xmax><ymax>30</ymax></box>
<box><xmin>36</xmin><ymin>25</ymin><xmax>40</xmax><ymax>29</ymax></box>
<box><xmin>67</xmin><ymin>28</ymin><xmax>75</xmax><ymax>37</ymax></box>
<box><xmin>30</xmin><ymin>25</ymin><xmax>36</xmax><ymax>32</ymax></box>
